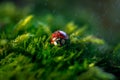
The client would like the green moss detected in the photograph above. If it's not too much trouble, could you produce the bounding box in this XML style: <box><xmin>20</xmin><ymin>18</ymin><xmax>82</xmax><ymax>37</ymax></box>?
<box><xmin>0</xmin><ymin>13</ymin><xmax>118</xmax><ymax>80</ymax></box>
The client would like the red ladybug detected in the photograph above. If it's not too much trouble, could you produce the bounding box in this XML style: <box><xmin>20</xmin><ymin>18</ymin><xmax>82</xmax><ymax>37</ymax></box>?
<box><xmin>51</xmin><ymin>30</ymin><xmax>68</xmax><ymax>46</ymax></box>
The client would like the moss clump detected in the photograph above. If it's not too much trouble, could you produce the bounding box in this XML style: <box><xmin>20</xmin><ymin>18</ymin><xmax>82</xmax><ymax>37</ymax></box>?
<box><xmin>0</xmin><ymin>14</ymin><xmax>118</xmax><ymax>80</ymax></box>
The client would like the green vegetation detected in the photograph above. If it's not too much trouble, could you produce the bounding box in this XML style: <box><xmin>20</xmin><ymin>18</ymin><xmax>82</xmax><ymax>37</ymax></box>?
<box><xmin>0</xmin><ymin>2</ymin><xmax>120</xmax><ymax>80</ymax></box>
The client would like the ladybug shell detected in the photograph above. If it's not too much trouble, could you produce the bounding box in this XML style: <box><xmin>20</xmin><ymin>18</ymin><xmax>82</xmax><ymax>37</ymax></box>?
<box><xmin>51</xmin><ymin>30</ymin><xmax>68</xmax><ymax>45</ymax></box>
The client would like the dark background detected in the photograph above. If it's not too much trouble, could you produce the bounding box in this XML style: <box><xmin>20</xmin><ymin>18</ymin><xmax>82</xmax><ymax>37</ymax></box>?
<box><xmin>0</xmin><ymin>0</ymin><xmax>120</xmax><ymax>45</ymax></box>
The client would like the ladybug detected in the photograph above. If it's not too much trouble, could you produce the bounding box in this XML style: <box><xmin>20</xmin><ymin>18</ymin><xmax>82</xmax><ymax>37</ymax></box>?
<box><xmin>50</xmin><ymin>30</ymin><xmax>69</xmax><ymax>46</ymax></box>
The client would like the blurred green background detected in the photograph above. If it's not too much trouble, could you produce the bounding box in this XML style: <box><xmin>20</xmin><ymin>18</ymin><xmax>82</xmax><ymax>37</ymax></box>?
<box><xmin>0</xmin><ymin>0</ymin><xmax>120</xmax><ymax>45</ymax></box>
<box><xmin>1</xmin><ymin>0</ymin><xmax>120</xmax><ymax>80</ymax></box>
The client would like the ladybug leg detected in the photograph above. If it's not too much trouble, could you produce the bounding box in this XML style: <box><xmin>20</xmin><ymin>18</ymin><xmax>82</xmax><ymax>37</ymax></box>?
<box><xmin>56</xmin><ymin>38</ymin><xmax>61</xmax><ymax>45</ymax></box>
<box><xmin>56</xmin><ymin>38</ymin><xmax>66</xmax><ymax>46</ymax></box>
<box><xmin>61</xmin><ymin>39</ymin><xmax>65</xmax><ymax>45</ymax></box>
<box><xmin>54</xmin><ymin>41</ymin><xmax>58</xmax><ymax>45</ymax></box>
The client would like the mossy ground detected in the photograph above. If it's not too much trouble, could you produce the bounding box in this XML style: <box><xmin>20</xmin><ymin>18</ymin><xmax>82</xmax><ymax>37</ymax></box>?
<box><xmin>0</xmin><ymin>3</ymin><xmax>120</xmax><ymax>80</ymax></box>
